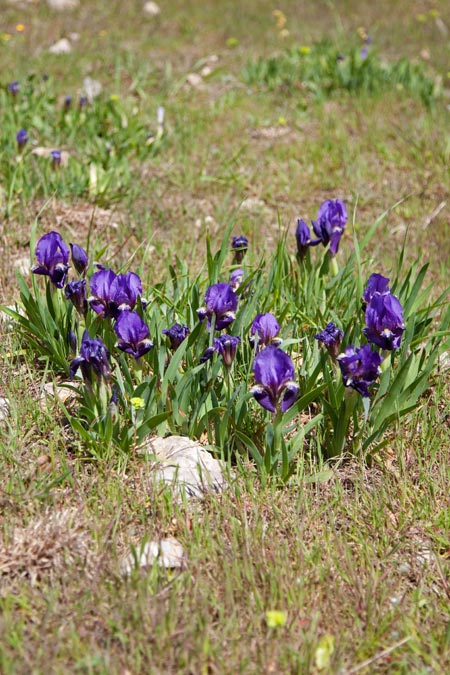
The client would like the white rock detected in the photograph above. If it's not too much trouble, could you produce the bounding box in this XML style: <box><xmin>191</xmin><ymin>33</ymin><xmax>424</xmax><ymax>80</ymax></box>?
<box><xmin>186</xmin><ymin>73</ymin><xmax>204</xmax><ymax>89</ymax></box>
<box><xmin>240</xmin><ymin>197</ymin><xmax>267</xmax><ymax>212</ymax></box>
<box><xmin>141</xmin><ymin>435</ymin><xmax>228</xmax><ymax>498</ymax></box>
<box><xmin>121</xmin><ymin>537</ymin><xmax>185</xmax><ymax>575</ymax></box>
<box><xmin>40</xmin><ymin>381</ymin><xmax>79</xmax><ymax>408</ymax></box>
<box><xmin>83</xmin><ymin>77</ymin><xmax>102</xmax><ymax>102</ymax></box>
<box><xmin>13</xmin><ymin>256</ymin><xmax>31</xmax><ymax>275</ymax></box>
<box><xmin>143</xmin><ymin>1</ymin><xmax>161</xmax><ymax>17</ymax></box>
<box><xmin>47</xmin><ymin>0</ymin><xmax>79</xmax><ymax>9</ymax></box>
<box><xmin>48</xmin><ymin>38</ymin><xmax>72</xmax><ymax>55</ymax></box>
<box><xmin>0</xmin><ymin>397</ymin><xmax>10</xmax><ymax>423</ymax></box>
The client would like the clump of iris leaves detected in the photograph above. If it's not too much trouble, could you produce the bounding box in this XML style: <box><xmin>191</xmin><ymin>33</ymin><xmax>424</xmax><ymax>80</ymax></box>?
<box><xmin>1</xmin><ymin>76</ymin><xmax>165</xmax><ymax>214</ymax></box>
<box><xmin>242</xmin><ymin>40</ymin><xmax>439</xmax><ymax>106</ymax></box>
<box><xmin>3</xmin><ymin>200</ymin><xmax>449</xmax><ymax>483</ymax></box>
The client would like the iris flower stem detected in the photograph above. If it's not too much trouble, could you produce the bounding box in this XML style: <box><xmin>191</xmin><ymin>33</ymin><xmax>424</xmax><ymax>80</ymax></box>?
<box><xmin>132</xmin><ymin>357</ymin><xmax>143</xmax><ymax>384</ymax></box>
<box><xmin>380</xmin><ymin>350</ymin><xmax>392</xmax><ymax>373</ymax></box>
<box><xmin>330</xmin><ymin>256</ymin><xmax>339</xmax><ymax>277</ymax></box>
<box><xmin>336</xmin><ymin>388</ymin><xmax>358</xmax><ymax>454</ymax></box>
<box><xmin>266</xmin><ymin>410</ymin><xmax>283</xmax><ymax>474</ymax></box>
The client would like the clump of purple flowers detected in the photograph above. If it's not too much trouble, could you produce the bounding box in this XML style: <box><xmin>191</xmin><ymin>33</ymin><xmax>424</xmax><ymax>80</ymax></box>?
<box><xmin>88</xmin><ymin>269</ymin><xmax>143</xmax><ymax>319</ymax></box>
<box><xmin>231</xmin><ymin>235</ymin><xmax>248</xmax><ymax>264</ymax></box>
<box><xmin>197</xmin><ymin>282</ymin><xmax>238</xmax><ymax>331</ymax></box>
<box><xmin>362</xmin><ymin>273</ymin><xmax>390</xmax><ymax>310</ymax></box>
<box><xmin>315</xmin><ymin>322</ymin><xmax>344</xmax><ymax>360</ymax></box>
<box><xmin>16</xmin><ymin>129</ymin><xmax>28</xmax><ymax>151</ymax></box>
<box><xmin>338</xmin><ymin>344</ymin><xmax>383</xmax><ymax>397</ymax></box>
<box><xmin>70</xmin><ymin>330</ymin><xmax>111</xmax><ymax>384</ymax></box>
<box><xmin>249</xmin><ymin>313</ymin><xmax>281</xmax><ymax>349</ymax></box>
<box><xmin>114</xmin><ymin>311</ymin><xmax>153</xmax><ymax>359</ymax></box>
<box><xmin>32</xmin><ymin>231</ymin><xmax>70</xmax><ymax>288</ymax></box>
<box><xmin>363</xmin><ymin>292</ymin><xmax>405</xmax><ymax>351</ymax></box>
<box><xmin>200</xmin><ymin>334</ymin><xmax>241</xmax><ymax>368</ymax></box>
<box><xmin>162</xmin><ymin>323</ymin><xmax>190</xmax><ymax>350</ymax></box>
<box><xmin>296</xmin><ymin>199</ymin><xmax>348</xmax><ymax>258</ymax></box>
<box><xmin>252</xmin><ymin>345</ymin><xmax>299</xmax><ymax>413</ymax></box>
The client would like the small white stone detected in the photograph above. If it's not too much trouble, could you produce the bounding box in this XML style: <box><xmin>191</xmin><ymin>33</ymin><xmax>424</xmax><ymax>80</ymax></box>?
<box><xmin>240</xmin><ymin>197</ymin><xmax>267</xmax><ymax>212</ymax></box>
<box><xmin>121</xmin><ymin>537</ymin><xmax>185</xmax><ymax>575</ymax></box>
<box><xmin>47</xmin><ymin>0</ymin><xmax>79</xmax><ymax>10</ymax></box>
<box><xmin>143</xmin><ymin>1</ymin><xmax>161</xmax><ymax>17</ymax></box>
<box><xmin>186</xmin><ymin>73</ymin><xmax>204</xmax><ymax>89</ymax></box>
<box><xmin>48</xmin><ymin>38</ymin><xmax>72</xmax><ymax>55</ymax></box>
<box><xmin>13</xmin><ymin>256</ymin><xmax>31</xmax><ymax>276</ymax></box>
<box><xmin>83</xmin><ymin>77</ymin><xmax>102</xmax><ymax>102</ymax></box>
<box><xmin>0</xmin><ymin>397</ymin><xmax>10</xmax><ymax>423</ymax></box>
<box><xmin>141</xmin><ymin>435</ymin><xmax>228</xmax><ymax>499</ymax></box>
<box><xmin>200</xmin><ymin>66</ymin><xmax>212</xmax><ymax>77</ymax></box>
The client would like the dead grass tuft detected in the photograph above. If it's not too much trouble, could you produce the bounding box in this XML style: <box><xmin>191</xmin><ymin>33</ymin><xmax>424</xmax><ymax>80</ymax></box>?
<box><xmin>0</xmin><ymin>507</ymin><xmax>95</xmax><ymax>586</ymax></box>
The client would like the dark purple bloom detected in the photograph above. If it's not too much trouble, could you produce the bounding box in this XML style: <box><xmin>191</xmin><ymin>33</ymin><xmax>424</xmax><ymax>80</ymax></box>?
<box><xmin>315</xmin><ymin>322</ymin><xmax>344</xmax><ymax>360</ymax></box>
<box><xmin>295</xmin><ymin>219</ymin><xmax>318</xmax><ymax>258</ymax></box>
<box><xmin>51</xmin><ymin>149</ymin><xmax>61</xmax><ymax>168</ymax></box>
<box><xmin>311</xmin><ymin>199</ymin><xmax>347</xmax><ymax>255</ymax></box>
<box><xmin>232</xmin><ymin>235</ymin><xmax>248</xmax><ymax>264</ymax></box>
<box><xmin>70</xmin><ymin>243</ymin><xmax>88</xmax><ymax>276</ymax></box>
<box><xmin>65</xmin><ymin>279</ymin><xmax>87</xmax><ymax>315</ymax></box>
<box><xmin>16</xmin><ymin>129</ymin><xmax>28</xmax><ymax>151</ymax></box>
<box><xmin>64</xmin><ymin>95</ymin><xmax>72</xmax><ymax>110</ymax></box>
<box><xmin>88</xmin><ymin>270</ymin><xmax>142</xmax><ymax>318</ymax></box>
<box><xmin>114</xmin><ymin>311</ymin><xmax>153</xmax><ymax>359</ymax></box>
<box><xmin>362</xmin><ymin>273</ymin><xmax>390</xmax><ymax>309</ymax></box>
<box><xmin>363</xmin><ymin>293</ymin><xmax>405</xmax><ymax>350</ymax></box>
<box><xmin>229</xmin><ymin>268</ymin><xmax>244</xmax><ymax>290</ymax></box>
<box><xmin>338</xmin><ymin>344</ymin><xmax>382</xmax><ymax>397</ymax></box>
<box><xmin>79</xmin><ymin>95</ymin><xmax>88</xmax><ymax>108</ymax></box>
<box><xmin>197</xmin><ymin>283</ymin><xmax>238</xmax><ymax>331</ymax></box>
<box><xmin>162</xmin><ymin>323</ymin><xmax>190</xmax><ymax>350</ymax></box>
<box><xmin>8</xmin><ymin>81</ymin><xmax>19</xmax><ymax>96</ymax></box>
<box><xmin>32</xmin><ymin>231</ymin><xmax>70</xmax><ymax>288</ymax></box>
<box><xmin>200</xmin><ymin>334</ymin><xmax>241</xmax><ymax>368</ymax></box>
<box><xmin>250</xmin><ymin>313</ymin><xmax>281</xmax><ymax>349</ymax></box>
<box><xmin>252</xmin><ymin>345</ymin><xmax>299</xmax><ymax>414</ymax></box>
<box><xmin>68</xmin><ymin>329</ymin><xmax>77</xmax><ymax>353</ymax></box>
<box><xmin>70</xmin><ymin>330</ymin><xmax>110</xmax><ymax>382</ymax></box>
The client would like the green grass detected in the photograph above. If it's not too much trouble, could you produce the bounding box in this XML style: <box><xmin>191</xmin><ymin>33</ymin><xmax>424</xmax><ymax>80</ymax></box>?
<box><xmin>0</xmin><ymin>0</ymin><xmax>449</xmax><ymax>673</ymax></box>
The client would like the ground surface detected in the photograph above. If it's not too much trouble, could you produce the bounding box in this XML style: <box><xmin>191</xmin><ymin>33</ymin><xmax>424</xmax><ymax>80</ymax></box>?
<box><xmin>0</xmin><ymin>1</ymin><xmax>449</xmax><ymax>673</ymax></box>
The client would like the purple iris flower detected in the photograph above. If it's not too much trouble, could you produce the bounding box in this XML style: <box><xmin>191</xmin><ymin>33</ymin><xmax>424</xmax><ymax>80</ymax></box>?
<box><xmin>65</xmin><ymin>279</ymin><xmax>87</xmax><ymax>315</ymax></box>
<box><xmin>70</xmin><ymin>243</ymin><xmax>88</xmax><ymax>276</ymax></box>
<box><xmin>200</xmin><ymin>334</ymin><xmax>241</xmax><ymax>368</ymax></box>
<box><xmin>197</xmin><ymin>283</ymin><xmax>239</xmax><ymax>331</ymax></box>
<box><xmin>79</xmin><ymin>95</ymin><xmax>88</xmax><ymax>108</ymax></box>
<box><xmin>114</xmin><ymin>311</ymin><xmax>153</xmax><ymax>359</ymax></box>
<box><xmin>362</xmin><ymin>273</ymin><xmax>390</xmax><ymax>309</ymax></box>
<box><xmin>295</xmin><ymin>219</ymin><xmax>318</xmax><ymax>258</ymax></box>
<box><xmin>32</xmin><ymin>231</ymin><xmax>70</xmax><ymax>288</ymax></box>
<box><xmin>251</xmin><ymin>345</ymin><xmax>299</xmax><ymax>414</ymax></box>
<box><xmin>70</xmin><ymin>330</ymin><xmax>111</xmax><ymax>383</ymax></box>
<box><xmin>16</xmin><ymin>129</ymin><xmax>28</xmax><ymax>151</ymax></box>
<box><xmin>162</xmin><ymin>323</ymin><xmax>190</xmax><ymax>350</ymax></box>
<box><xmin>338</xmin><ymin>344</ymin><xmax>383</xmax><ymax>397</ymax></box>
<box><xmin>51</xmin><ymin>149</ymin><xmax>62</xmax><ymax>168</ymax></box>
<box><xmin>64</xmin><ymin>95</ymin><xmax>72</xmax><ymax>110</ymax></box>
<box><xmin>250</xmin><ymin>313</ymin><xmax>281</xmax><ymax>349</ymax></box>
<box><xmin>8</xmin><ymin>81</ymin><xmax>19</xmax><ymax>96</ymax></box>
<box><xmin>315</xmin><ymin>322</ymin><xmax>344</xmax><ymax>360</ymax></box>
<box><xmin>363</xmin><ymin>292</ymin><xmax>405</xmax><ymax>350</ymax></box>
<box><xmin>68</xmin><ymin>329</ymin><xmax>77</xmax><ymax>354</ymax></box>
<box><xmin>229</xmin><ymin>268</ymin><xmax>244</xmax><ymax>290</ymax></box>
<box><xmin>311</xmin><ymin>199</ymin><xmax>347</xmax><ymax>255</ymax></box>
<box><xmin>88</xmin><ymin>269</ymin><xmax>142</xmax><ymax>319</ymax></box>
<box><xmin>232</xmin><ymin>235</ymin><xmax>248</xmax><ymax>264</ymax></box>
